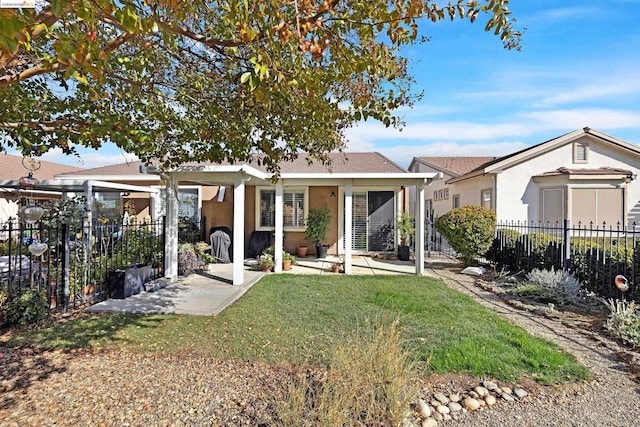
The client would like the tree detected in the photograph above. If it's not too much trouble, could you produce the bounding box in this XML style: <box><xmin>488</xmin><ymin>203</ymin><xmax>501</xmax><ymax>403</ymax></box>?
<box><xmin>0</xmin><ymin>1</ymin><xmax>520</xmax><ymax>172</ymax></box>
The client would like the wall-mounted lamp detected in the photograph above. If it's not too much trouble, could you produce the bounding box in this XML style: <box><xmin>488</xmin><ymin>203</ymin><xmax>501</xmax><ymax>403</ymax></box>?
<box><xmin>330</xmin><ymin>191</ymin><xmax>337</xmax><ymax>198</ymax></box>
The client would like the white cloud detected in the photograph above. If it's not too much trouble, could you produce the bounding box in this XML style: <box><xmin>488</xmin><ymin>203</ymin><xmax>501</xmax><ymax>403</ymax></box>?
<box><xmin>523</xmin><ymin>108</ymin><xmax>640</xmax><ymax>130</ymax></box>
<box><xmin>37</xmin><ymin>148</ymin><xmax>139</xmax><ymax>169</ymax></box>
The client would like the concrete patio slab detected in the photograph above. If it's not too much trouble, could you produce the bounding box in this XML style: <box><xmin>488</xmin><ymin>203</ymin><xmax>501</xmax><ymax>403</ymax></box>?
<box><xmin>86</xmin><ymin>269</ymin><xmax>264</xmax><ymax>316</ymax></box>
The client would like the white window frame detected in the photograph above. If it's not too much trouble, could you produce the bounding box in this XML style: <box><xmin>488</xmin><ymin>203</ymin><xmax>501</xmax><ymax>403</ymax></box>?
<box><xmin>255</xmin><ymin>186</ymin><xmax>308</xmax><ymax>232</ymax></box>
<box><xmin>152</xmin><ymin>185</ymin><xmax>202</xmax><ymax>223</ymax></box>
<box><xmin>481</xmin><ymin>188</ymin><xmax>493</xmax><ymax>211</ymax></box>
<box><xmin>452</xmin><ymin>194</ymin><xmax>460</xmax><ymax>209</ymax></box>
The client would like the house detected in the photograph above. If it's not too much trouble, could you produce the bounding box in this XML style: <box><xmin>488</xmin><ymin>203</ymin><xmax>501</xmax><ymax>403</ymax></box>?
<box><xmin>408</xmin><ymin>156</ymin><xmax>498</xmax><ymax>218</ymax></box>
<box><xmin>0</xmin><ymin>153</ymin><xmax>83</xmax><ymax>221</ymax></box>
<box><xmin>409</xmin><ymin>127</ymin><xmax>640</xmax><ymax>226</ymax></box>
<box><xmin>57</xmin><ymin>152</ymin><xmax>437</xmax><ymax>284</ymax></box>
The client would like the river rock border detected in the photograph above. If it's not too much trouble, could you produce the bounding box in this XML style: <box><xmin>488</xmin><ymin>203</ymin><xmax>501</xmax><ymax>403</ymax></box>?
<box><xmin>405</xmin><ymin>380</ymin><xmax>528</xmax><ymax>426</ymax></box>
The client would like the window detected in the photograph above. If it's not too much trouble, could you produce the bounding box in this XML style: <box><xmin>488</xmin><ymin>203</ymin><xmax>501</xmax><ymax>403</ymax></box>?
<box><xmin>257</xmin><ymin>187</ymin><xmax>307</xmax><ymax>230</ymax></box>
<box><xmin>481</xmin><ymin>189</ymin><xmax>492</xmax><ymax>211</ymax></box>
<box><xmin>443</xmin><ymin>188</ymin><xmax>449</xmax><ymax>200</ymax></box>
<box><xmin>573</xmin><ymin>142</ymin><xmax>589</xmax><ymax>163</ymax></box>
<box><xmin>452</xmin><ymin>194</ymin><xmax>460</xmax><ymax>209</ymax></box>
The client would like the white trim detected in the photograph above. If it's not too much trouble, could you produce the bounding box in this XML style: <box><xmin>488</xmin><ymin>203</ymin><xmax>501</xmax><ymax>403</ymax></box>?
<box><xmin>344</xmin><ymin>183</ymin><xmax>353</xmax><ymax>274</ymax></box>
<box><xmin>274</xmin><ymin>182</ymin><xmax>284</xmax><ymax>273</ymax></box>
<box><xmin>233</xmin><ymin>179</ymin><xmax>246</xmax><ymax>285</ymax></box>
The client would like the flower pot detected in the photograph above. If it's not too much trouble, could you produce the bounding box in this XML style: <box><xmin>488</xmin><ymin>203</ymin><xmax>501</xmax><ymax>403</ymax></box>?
<box><xmin>297</xmin><ymin>246</ymin><xmax>308</xmax><ymax>257</ymax></box>
<box><xmin>315</xmin><ymin>244</ymin><xmax>328</xmax><ymax>258</ymax></box>
<box><xmin>331</xmin><ymin>263</ymin><xmax>340</xmax><ymax>273</ymax></box>
<box><xmin>261</xmin><ymin>263</ymin><xmax>273</xmax><ymax>272</ymax></box>
<box><xmin>283</xmin><ymin>260</ymin><xmax>292</xmax><ymax>271</ymax></box>
<box><xmin>398</xmin><ymin>245</ymin><xmax>410</xmax><ymax>261</ymax></box>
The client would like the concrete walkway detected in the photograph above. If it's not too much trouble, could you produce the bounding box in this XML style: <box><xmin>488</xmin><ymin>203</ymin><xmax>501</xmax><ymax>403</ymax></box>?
<box><xmin>86</xmin><ymin>270</ymin><xmax>264</xmax><ymax>316</ymax></box>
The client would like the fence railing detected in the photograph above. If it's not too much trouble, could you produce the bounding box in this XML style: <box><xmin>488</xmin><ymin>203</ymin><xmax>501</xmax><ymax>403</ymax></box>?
<box><xmin>0</xmin><ymin>218</ymin><xmax>165</xmax><ymax>314</ymax></box>
<box><xmin>488</xmin><ymin>220</ymin><xmax>640</xmax><ymax>301</ymax></box>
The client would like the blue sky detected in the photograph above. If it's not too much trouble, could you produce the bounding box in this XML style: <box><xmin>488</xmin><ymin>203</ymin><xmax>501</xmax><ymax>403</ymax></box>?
<box><xmin>36</xmin><ymin>0</ymin><xmax>640</xmax><ymax>170</ymax></box>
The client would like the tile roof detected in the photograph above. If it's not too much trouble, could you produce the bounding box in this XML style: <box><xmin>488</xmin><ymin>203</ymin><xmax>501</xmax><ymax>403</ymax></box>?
<box><xmin>0</xmin><ymin>153</ymin><xmax>82</xmax><ymax>180</ymax></box>
<box><xmin>59</xmin><ymin>152</ymin><xmax>408</xmax><ymax>176</ymax></box>
<box><xmin>536</xmin><ymin>167</ymin><xmax>634</xmax><ymax>177</ymax></box>
<box><xmin>415</xmin><ymin>157</ymin><xmax>498</xmax><ymax>176</ymax></box>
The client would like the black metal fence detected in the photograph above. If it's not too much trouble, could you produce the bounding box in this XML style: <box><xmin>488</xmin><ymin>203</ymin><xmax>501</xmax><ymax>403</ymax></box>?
<box><xmin>0</xmin><ymin>217</ymin><xmax>165</xmax><ymax>314</ymax></box>
<box><xmin>488</xmin><ymin>220</ymin><xmax>640</xmax><ymax>301</ymax></box>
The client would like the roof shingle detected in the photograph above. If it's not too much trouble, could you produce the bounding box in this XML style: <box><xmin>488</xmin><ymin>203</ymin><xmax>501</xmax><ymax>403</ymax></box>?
<box><xmin>0</xmin><ymin>153</ymin><xmax>82</xmax><ymax>180</ymax></box>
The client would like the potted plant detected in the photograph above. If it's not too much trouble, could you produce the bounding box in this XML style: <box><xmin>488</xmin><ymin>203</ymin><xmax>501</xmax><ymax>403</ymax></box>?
<box><xmin>296</xmin><ymin>245</ymin><xmax>308</xmax><ymax>258</ymax></box>
<box><xmin>259</xmin><ymin>253</ymin><xmax>275</xmax><ymax>272</ymax></box>
<box><xmin>396</xmin><ymin>211</ymin><xmax>414</xmax><ymax>261</ymax></box>
<box><xmin>282</xmin><ymin>251</ymin><xmax>296</xmax><ymax>271</ymax></box>
<box><xmin>305</xmin><ymin>205</ymin><xmax>332</xmax><ymax>258</ymax></box>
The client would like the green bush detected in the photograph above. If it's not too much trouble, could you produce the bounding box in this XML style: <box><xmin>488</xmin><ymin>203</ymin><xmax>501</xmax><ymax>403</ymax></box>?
<box><xmin>6</xmin><ymin>288</ymin><xmax>48</xmax><ymax>326</ymax></box>
<box><xmin>515</xmin><ymin>232</ymin><xmax>561</xmax><ymax>271</ymax></box>
<box><xmin>436</xmin><ymin>206</ymin><xmax>496</xmax><ymax>265</ymax></box>
<box><xmin>570</xmin><ymin>242</ymin><xmax>633</xmax><ymax>299</ymax></box>
<box><xmin>525</xmin><ymin>268</ymin><xmax>581</xmax><ymax>304</ymax></box>
<box><xmin>487</xmin><ymin>228</ymin><xmax>522</xmax><ymax>268</ymax></box>
<box><xmin>603</xmin><ymin>299</ymin><xmax>640</xmax><ymax>347</ymax></box>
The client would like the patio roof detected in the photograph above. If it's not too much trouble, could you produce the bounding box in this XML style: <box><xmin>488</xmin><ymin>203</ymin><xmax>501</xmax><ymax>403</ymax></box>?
<box><xmin>0</xmin><ymin>179</ymin><xmax>160</xmax><ymax>194</ymax></box>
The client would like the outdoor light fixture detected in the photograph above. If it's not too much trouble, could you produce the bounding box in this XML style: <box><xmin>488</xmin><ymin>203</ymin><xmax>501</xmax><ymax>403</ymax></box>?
<box><xmin>330</xmin><ymin>191</ymin><xmax>337</xmax><ymax>198</ymax></box>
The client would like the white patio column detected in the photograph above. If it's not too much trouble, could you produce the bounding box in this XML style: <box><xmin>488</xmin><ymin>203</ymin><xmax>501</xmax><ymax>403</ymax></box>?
<box><xmin>414</xmin><ymin>178</ymin><xmax>425</xmax><ymax>275</ymax></box>
<box><xmin>344</xmin><ymin>183</ymin><xmax>353</xmax><ymax>274</ymax></box>
<box><xmin>232</xmin><ymin>177</ymin><xmax>246</xmax><ymax>285</ymax></box>
<box><xmin>274</xmin><ymin>181</ymin><xmax>284</xmax><ymax>273</ymax></box>
<box><xmin>164</xmin><ymin>176</ymin><xmax>179</xmax><ymax>281</ymax></box>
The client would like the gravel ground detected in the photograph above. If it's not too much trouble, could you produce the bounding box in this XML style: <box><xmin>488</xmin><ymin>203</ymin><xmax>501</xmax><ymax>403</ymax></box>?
<box><xmin>428</xmin><ymin>266</ymin><xmax>640</xmax><ymax>427</ymax></box>
<box><xmin>1</xmin><ymin>266</ymin><xmax>640</xmax><ymax>426</ymax></box>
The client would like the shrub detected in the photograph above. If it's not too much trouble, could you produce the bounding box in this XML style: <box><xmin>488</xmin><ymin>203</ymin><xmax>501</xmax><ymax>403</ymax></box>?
<box><xmin>603</xmin><ymin>299</ymin><xmax>640</xmax><ymax>347</ymax></box>
<box><xmin>6</xmin><ymin>288</ymin><xmax>48</xmax><ymax>326</ymax></box>
<box><xmin>436</xmin><ymin>205</ymin><xmax>496</xmax><ymax>265</ymax></box>
<box><xmin>570</xmin><ymin>242</ymin><xmax>634</xmax><ymax>299</ymax></box>
<box><xmin>487</xmin><ymin>228</ymin><xmax>522</xmax><ymax>268</ymax></box>
<box><xmin>178</xmin><ymin>243</ymin><xmax>205</xmax><ymax>276</ymax></box>
<box><xmin>525</xmin><ymin>268</ymin><xmax>581</xmax><ymax>304</ymax></box>
<box><xmin>277</xmin><ymin>319</ymin><xmax>416</xmax><ymax>426</ymax></box>
<box><xmin>511</xmin><ymin>232</ymin><xmax>562</xmax><ymax>271</ymax></box>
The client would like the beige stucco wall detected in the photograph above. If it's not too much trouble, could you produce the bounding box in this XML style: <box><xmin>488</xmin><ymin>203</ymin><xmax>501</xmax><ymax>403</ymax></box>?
<box><xmin>450</xmin><ymin>175</ymin><xmax>495</xmax><ymax>212</ymax></box>
<box><xmin>495</xmin><ymin>135</ymin><xmax>640</xmax><ymax>225</ymax></box>
<box><xmin>408</xmin><ymin>162</ymin><xmax>451</xmax><ymax>217</ymax></box>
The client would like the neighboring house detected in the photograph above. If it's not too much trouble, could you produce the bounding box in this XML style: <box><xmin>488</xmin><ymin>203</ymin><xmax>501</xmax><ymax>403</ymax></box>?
<box><xmin>409</xmin><ymin>127</ymin><xmax>640</xmax><ymax>226</ymax></box>
<box><xmin>408</xmin><ymin>156</ymin><xmax>498</xmax><ymax>218</ymax></box>
<box><xmin>0</xmin><ymin>153</ymin><xmax>83</xmax><ymax>221</ymax></box>
<box><xmin>57</xmin><ymin>152</ymin><xmax>437</xmax><ymax>284</ymax></box>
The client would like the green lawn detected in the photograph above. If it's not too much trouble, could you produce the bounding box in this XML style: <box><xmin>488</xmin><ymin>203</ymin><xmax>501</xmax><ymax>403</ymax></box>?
<box><xmin>8</xmin><ymin>275</ymin><xmax>590</xmax><ymax>385</ymax></box>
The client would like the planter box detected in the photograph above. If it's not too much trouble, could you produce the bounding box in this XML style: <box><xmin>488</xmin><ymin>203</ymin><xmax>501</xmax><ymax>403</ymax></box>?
<box><xmin>109</xmin><ymin>265</ymin><xmax>157</xmax><ymax>299</ymax></box>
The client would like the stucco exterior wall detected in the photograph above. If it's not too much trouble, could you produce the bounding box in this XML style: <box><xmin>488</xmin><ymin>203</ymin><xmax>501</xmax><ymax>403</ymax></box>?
<box><xmin>450</xmin><ymin>175</ymin><xmax>495</xmax><ymax>213</ymax></box>
<box><xmin>408</xmin><ymin>162</ymin><xmax>450</xmax><ymax>217</ymax></box>
<box><xmin>494</xmin><ymin>135</ymin><xmax>640</xmax><ymax>224</ymax></box>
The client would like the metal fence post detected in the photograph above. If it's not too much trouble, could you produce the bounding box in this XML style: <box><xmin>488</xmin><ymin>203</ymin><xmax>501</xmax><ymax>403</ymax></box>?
<box><xmin>563</xmin><ymin>219</ymin><xmax>571</xmax><ymax>271</ymax></box>
<box><xmin>62</xmin><ymin>222</ymin><xmax>70</xmax><ymax>312</ymax></box>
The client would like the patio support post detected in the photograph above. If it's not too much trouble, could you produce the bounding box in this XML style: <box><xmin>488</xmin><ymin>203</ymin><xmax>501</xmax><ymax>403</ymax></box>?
<box><xmin>274</xmin><ymin>181</ymin><xmax>284</xmax><ymax>273</ymax></box>
<box><xmin>232</xmin><ymin>177</ymin><xmax>246</xmax><ymax>285</ymax></box>
<box><xmin>344</xmin><ymin>183</ymin><xmax>353</xmax><ymax>274</ymax></box>
<box><xmin>414</xmin><ymin>179</ymin><xmax>425</xmax><ymax>275</ymax></box>
<box><xmin>164</xmin><ymin>176</ymin><xmax>179</xmax><ymax>281</ymax></box>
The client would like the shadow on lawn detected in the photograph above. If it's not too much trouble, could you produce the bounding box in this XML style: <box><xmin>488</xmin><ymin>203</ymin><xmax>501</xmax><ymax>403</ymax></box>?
<box><xmin>0</xmin><ymin>313</ymin><xmax>163</xmax><ymax>410</ymax></box>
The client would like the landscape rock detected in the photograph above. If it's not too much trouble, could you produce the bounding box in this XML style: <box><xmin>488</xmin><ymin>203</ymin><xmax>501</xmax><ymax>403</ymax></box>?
<box><xmin>514</xmin><ymin>387</ymin><xmax>528</xmax><ymax>399</ymax></box>
<box><xmin>418</xmin><ymin>399</ymin><xmax>431</xmax><ymax>418</ymax></box>
<box><xmin>474</xmin><ymin>386</ymin><xmax>489</xmax><ymax>397</ymax></box>
<box><xmin>448</xmin><ymin>402</ymin><xmax>462</xmax><ymax>412</ymax></box>
<box><xmin>422</xmin><ymin>418</ymin><xmax>438</xmax><ymax>427</ymax></box>
<box><xmin>462</xmin><ymin>397</ymin><xmax>481</xmax><ymax>411</ymax></box>
<box><xmin>436</xmin><ymin>405</ymin><xmax>450</xmax><ymax>415</ymax></box>
<box><xmin>482</xmin><ymin>380</ymin><xmax>498</xmax><ymax>391</ymax></box>
<box><xmin>449</xmin><ymin>393</ymin><xmax>461</xmax><ymax>402</ymax></box>
<box><xmin>502</xmin><ymin>393</ymin><xmax>516</xmax><ymax>402</ymax></box>
<box><xmin>434</xmin><ymin>392</ymin><xmax>449</xmax><ymax>404</ymax></box>
<box><xmin>484</xmin><ymin>394</ymin><xmax>497</xmax><ymax>405</ymax></box>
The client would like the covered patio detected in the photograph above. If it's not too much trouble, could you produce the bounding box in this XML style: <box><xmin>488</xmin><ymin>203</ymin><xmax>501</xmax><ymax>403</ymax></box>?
<box><xmin>154</xmin><ymin>162</ymin><xmax>437</xmax><ymax>286</ymax></box>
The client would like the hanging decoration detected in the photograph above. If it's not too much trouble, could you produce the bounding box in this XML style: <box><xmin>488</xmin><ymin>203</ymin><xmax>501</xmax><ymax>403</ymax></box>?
<box><xmin>18</xmin><ymin>156</ymin><xmax>45</xmax><ymax>224</ymax></box>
